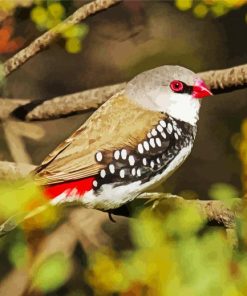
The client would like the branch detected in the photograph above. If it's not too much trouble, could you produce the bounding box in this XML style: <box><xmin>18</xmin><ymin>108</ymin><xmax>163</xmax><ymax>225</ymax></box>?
<box><xmin>0</xmin><ymin>161</ymin><xmax>35</xmax><ymax>180</ymax></box>
<box><xmin>200</xmin><ymin>63</ymin><xmax>247</xmax><ymax>94</ymax></box>
<box><xmin>136</xmin><ymin>193</ymin><xmax>238</xmax><ymax>229</ymax></box>
<box><xmin>2</xmin><ymin>119</ymin><xmax>44</xmax><ymax>164</ymax></box>
<box><xmin>0</xmin><ymin>98</ymin><xmax>29</xmax><ymax>121</ymax></box>
<box><xmin>0</xmin><ymin>162</ymin><xmax>238</xmax><ymax>234</ymax></box>
<box><xmin>0</xmin><ymin>160</ymin><xmax>239</xmax><ymax>239</ymax></box>
<box><xmin>3</xmin><ymin>0</ymin><xmax>121</xmax><ymax>76</ymax></box>
<box><xmin>2</xmin><ymin>63</ymin><xmax>247</xmax><ymax>121</ymax></box>
<box><xmin>9</xmin><ymin>83</ymin><xmax>126</xmax><ymax>121</ymax></box>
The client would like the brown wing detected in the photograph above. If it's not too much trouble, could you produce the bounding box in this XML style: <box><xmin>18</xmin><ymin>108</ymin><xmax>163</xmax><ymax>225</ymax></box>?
<box><xmin>34</xmin><ymin>93</ymin><xmax>165</xmax><ymax>185</ymax></box>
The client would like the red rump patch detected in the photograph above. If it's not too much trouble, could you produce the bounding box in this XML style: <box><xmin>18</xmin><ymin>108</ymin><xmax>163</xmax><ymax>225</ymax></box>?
<box><xmin>44</xmin><ymin>177</ymin><xmax>95</xmax><ymax>200</ymax></box>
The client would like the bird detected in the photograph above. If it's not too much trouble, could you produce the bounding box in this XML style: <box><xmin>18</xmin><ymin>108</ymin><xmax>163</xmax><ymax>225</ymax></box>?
<box><xmin>32</xmin><ymin>65</ymin><xmax>212</xmax><ymax>213</ymax></box>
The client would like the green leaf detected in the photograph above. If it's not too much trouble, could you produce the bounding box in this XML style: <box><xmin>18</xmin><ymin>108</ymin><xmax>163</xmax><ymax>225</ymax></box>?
<box><xmin>65</xmin><ymin>37</ymin><xmax>82</xmax><ymax>54</ymax></box>
<box><xmin>32</xmin><ymin>253</ymin><xmax>71</xmax><ymax>293</ymax></box>
<box><xmin>9</xmin><ymin>241</ymin><xmax>28</xmax><ymax>268</ymax></box>
<box><xmin>208</xmin><ymin>183</ymin><xmax>239</xmax><ymax>203</ymax></box>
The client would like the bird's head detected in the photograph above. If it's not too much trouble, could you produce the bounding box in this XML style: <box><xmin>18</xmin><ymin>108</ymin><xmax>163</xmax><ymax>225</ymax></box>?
<box><xmin>125</xmin><ymin>65</ymin><xmax>212</xmax><ymax>126</ymax></box>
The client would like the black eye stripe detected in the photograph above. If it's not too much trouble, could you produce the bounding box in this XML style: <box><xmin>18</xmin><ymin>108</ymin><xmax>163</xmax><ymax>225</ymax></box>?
<box><xmin>181</xmin><ymin>84</ymin><xmax>193</xmax><ymax>95</ymax></box>
<box><xmin>173</xmin><ymin>82</ymin><xmax>193</xmax><ymax>95</ymax></box>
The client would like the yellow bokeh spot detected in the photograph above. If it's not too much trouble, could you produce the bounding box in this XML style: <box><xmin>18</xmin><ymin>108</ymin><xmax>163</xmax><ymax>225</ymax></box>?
<box><xmin>193</xmin><ymin>3</ymin><xmax>209</xmax><ymax>18</ymax></box>
<box><xmin>86</xmin><ymin>250</ymin><xmax>126</xmax><ymax>293</ymax></box>
<box><xmin>30</xmin><ymin>6</ymin><xmax>48</xmax><ymax>26</ymax></box>
<box><xmin>46</xmin><ymin>17</ymin><xmax>60</xmax><ymax>29</ymax></box>
<box><xmin>48</xmin><ymin>2</ymin><xmax>65</xmax><ymax>20</ymax></box>
<box><xmin>210</xmin><ymin>2</ymin><xmax>229</xmax><ymax>17</ymax></box>
<box><xmin>175</xmin><ymin>0</ymin><xmax>193</xmax><ymax>11</ymax></box>
<box><xmin>0</xmin><ymin>180</ymin><xmax>59</xmax><ymax>232</ymax></box>
<box><xmin>61</xmin><ymin>24</ymin><xmax>89</xmax><ymax>39</ymax></box>
<box><xmin>32</xmin><ymin>253</ymin><xmax>71</xmax><ymax>293</ymax></box>
<box><xmin>65</xmin><ymin>37</ymin><xmax>82</xmax><ymax>54</ymax></box>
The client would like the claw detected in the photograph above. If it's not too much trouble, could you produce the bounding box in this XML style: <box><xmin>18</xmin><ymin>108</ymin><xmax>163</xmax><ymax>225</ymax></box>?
<box><xmin>108</xmin><ymin>212</ymin><xmax>116</xmax><ymax>223</ymax></box>
<box><xmin>151</xmin><ymin>200</ymin><xmax>160</xmax><ymax>210</ymax></box>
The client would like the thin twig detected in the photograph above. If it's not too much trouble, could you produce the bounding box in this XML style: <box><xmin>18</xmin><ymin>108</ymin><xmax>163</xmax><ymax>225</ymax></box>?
<box><xmin>3</xmin><ymin>0</ymin><xmax>121</xmax><ymax>76</ymax></box>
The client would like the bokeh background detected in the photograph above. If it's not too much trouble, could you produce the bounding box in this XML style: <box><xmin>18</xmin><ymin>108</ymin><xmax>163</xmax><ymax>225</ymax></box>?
<box><xmin>0</xmin><ymin>1</ymin><xmax>247</xmax><ymax>295</ymax></box>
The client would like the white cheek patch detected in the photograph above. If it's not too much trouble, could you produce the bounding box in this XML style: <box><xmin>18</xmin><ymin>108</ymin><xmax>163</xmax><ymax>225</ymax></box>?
<box><xmin>152</xmin><ymin>89</ymin><xmax>200</xmax><ymax>126</ymax></box>
<box><xmin>128</xmin><ymin>85</ymin><xmax>201</xmax><ymax>127</ymax></box>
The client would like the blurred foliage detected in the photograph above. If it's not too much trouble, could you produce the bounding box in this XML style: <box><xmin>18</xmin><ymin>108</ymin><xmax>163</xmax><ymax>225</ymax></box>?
<box><xmin>209</xmin><ymin>183</ymin><xmax>239</xmax><ymax>207</ymax></box>
<box><xmin>85</xmin><ymin>203</ymin><xmax>245</xmax><ymax>296</ymax></box>
<box><xmin>0</xmin><ymin>180</ymin><xmax>67</xmax><ymax>293</ymax></box>
<box><xmin>0</xmin><ymin>179</ymin><xmax>59</xmax><ymax>229</ymax></box>
<box><xmin>82</xmin><ymin>120</ymin><xmax>247</xmax><ymax>295</ymax></box>
<box><xmin>32</xmin><ymin>252</ymin><xmax>72</xmax><ymax>293</ymax></box>
<box><xmin>30</xmin><ymin>1</ymin><xmax>89</xmax><ymax>53</ymax></box>
<box><xmin>0</xmin><ymin>0</ymin><xmax>246</xmax><ymax>56</ymax></box>
<box><xmin>0</xmin><ymin>0</ymin><xmax>89</xmax><ymax>54</ymax></box>
<box><xmin>0</xmin><ymin>0</ymin><xmax>33</xmax><ymax>21</ymax></box>
<box><xmin>239</xmin><ymin>120</ymin><xmax>247</xmax><ymax>194</ymax></box>
<box><xmin>0</xmin><ymin>18</ymin><xmax>23</xmax><ymax>54</ymax></box>
<box><xmin>175</xmin><ymin>0</ymin><xmax>247</xmax><ymax>20</ymax></box>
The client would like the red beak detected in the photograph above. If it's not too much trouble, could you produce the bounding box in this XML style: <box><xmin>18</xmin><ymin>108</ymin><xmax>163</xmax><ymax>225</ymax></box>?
<box><xmin>192</xmin><ymin>79</ymin><xmax>212</xmax><ymax>99</ymax></box>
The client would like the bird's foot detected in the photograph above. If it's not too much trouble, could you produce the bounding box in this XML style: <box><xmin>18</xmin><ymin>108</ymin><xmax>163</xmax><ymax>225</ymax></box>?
<box><xmin>108</xmin><ymin>212</ymin><xmax>116</xmax><ymax>223</ymax></box>
<box><xmin>138</xmin><ymin>192</ymin><xmax>183</xmax><ymax>210</ymax></box>
<box><xmin>139</xmin><ymin>192</ymin><xmax>182</xmax><ymax>200</ymax></box>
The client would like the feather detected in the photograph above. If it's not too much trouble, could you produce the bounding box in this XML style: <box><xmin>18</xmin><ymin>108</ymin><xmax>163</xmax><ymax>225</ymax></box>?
<box><xmin>34</xmin><ymin>94</ymin><xmax>165</xmax><ymax>185</ymax></box>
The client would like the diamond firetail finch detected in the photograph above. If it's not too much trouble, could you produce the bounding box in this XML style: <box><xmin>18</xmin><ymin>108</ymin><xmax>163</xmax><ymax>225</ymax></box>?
<box><xmin>33</xmin><ymin>65</ymin><xmax>212</xmax><ymax>211</ymax></box>
<box><xmin>0</xmin><ymin>65</ymin><xmax>213</xmax><ymax>236</ymax></box>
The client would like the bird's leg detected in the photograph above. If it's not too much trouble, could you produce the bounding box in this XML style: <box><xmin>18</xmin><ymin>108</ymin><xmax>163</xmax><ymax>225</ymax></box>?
<box><xmin>108</xmin><ymin>212</ymin><xmax>116</xmax><ymax>223</ymax></box>
<box><xmin>151</xmin><ymin>199</ymin><xmax>160</xmax><ymax>210</ymax></box>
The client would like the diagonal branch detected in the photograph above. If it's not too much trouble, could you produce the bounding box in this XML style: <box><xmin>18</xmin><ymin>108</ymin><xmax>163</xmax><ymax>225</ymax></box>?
<box><xmin>3</xmin><ymin>0</ymin><xmax>121</xmax><ymax>76</ymax></box>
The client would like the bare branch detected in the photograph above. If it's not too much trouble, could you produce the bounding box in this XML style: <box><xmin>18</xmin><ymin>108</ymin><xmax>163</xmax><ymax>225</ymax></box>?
<box><xmin>2</xmin><ymin>64</ymin><xmax>246</xmax><ymax>122</ymax></box>
<box><xmin>12</xmin><ymin>83</ymin><xmax>126</xmax><ymax>121</ymax></box>
<box><xmin>0</xmin><ymin>268</ymin><xmax>29</xmax><ymax>296</ymax></box>
<box><xmin>3</xmin><ymin>0</ymin><xmax>121</xmax><ymax>77</ymax></box>
<box><xmin>0</xmin><ymin>161</ymin><xmax>35</xmax><ymax>180</ymax></box>
<box><xmin>2</xmin><ymin>120</ymin><xmax>44</xmax><ymax>163</ymax></box>
<box><xmin>200</xmin><ymin>64</ymin><xmax>247</xmax><ymax>94</ymax></box>
<box><xmin>0</xmin><ymin>98</ymin><xmax>29</xmax><ymax>121</ymax></box>
<box><xmin>138</xmin><ymin>192</ymin><xmax>238</xmax><ymax>229</ymax></box>
<box><xmin>3</xmin><ymin>121</ymin><xmax>31</xmax><ymax>164</ymax></box>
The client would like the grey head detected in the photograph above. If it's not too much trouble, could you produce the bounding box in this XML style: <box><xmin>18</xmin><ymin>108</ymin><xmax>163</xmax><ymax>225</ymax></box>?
<box><xmin>125</xmin><ymin>65</ymin><xmax>211</xmax><ymax>126</ymax></box>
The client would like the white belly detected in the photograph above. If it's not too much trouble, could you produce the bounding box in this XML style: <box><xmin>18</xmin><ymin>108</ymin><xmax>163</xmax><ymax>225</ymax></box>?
<box><xmin>81</xmin><ymin>144</ymin><xmax>193</xmax><ymax>210</ymax></box>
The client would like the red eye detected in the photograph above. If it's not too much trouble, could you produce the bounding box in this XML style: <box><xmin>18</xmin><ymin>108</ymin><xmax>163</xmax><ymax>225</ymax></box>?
<box><xmin>170</xmin><ymin>80</ymin><xmax>184</xmax><ymax>93</ymax></box>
